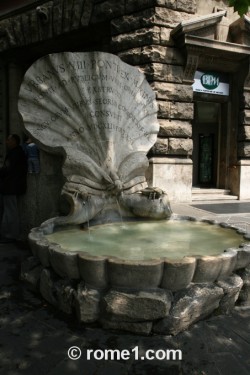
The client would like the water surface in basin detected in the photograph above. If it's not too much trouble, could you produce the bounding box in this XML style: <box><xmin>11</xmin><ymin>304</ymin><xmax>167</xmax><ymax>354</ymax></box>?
<box><xmin>46</xmin><ymin>220</ymin><xmax>245</xmax><ymax>260</ymax></box>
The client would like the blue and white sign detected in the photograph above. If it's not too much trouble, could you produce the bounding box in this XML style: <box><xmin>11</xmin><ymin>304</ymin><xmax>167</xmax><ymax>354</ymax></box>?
<box><xmin>193</xmin><ymin>71</ymin><xmax>229</xmax><ymax>96</ymax></box>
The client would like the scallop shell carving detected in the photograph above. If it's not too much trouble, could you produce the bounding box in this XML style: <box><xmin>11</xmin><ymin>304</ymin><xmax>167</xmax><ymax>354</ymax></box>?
<box><xmin>18</xmin><ymin>52</ymin><xmax>159</xmax><ymax>195</ymax></box>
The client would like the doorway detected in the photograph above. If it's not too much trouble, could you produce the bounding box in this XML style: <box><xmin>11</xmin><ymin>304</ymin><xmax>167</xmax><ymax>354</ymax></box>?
<box><xmin>193</xmin><ymin>101</ymin><xmax>227</xmax><ymax>188</ymax></box>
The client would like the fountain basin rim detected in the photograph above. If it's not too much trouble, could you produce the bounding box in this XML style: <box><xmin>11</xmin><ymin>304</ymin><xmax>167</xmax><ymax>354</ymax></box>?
<box><xmin>28</xmin><ymin>215</ymin><xmax>250</xmax><ymax>290</ymax></box>
<box><xmin>30</xmin><ymin>215</ymin><xmax>250</xmax><ymax>263</ymax></box>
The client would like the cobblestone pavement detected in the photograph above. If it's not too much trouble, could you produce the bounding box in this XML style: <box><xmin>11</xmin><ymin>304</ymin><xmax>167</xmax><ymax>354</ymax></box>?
<box><xmin>0</xmin><ymin>202</ymin><xmax>250</xmax><ymax>375</ymax></box>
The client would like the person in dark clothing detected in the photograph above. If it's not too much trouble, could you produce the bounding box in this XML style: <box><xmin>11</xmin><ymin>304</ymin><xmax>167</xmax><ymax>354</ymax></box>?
<box><xmin>0</xmin><ymin>134</ymin><xmax>27</xmax><ymax>243</ymax></box>
<box><xmin>22</xmin><ymin>137</ymin><xmax>40</xmax><ymax>174</ymax></box>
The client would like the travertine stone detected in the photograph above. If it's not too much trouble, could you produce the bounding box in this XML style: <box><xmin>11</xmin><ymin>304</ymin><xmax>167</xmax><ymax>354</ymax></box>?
<box><xmin>29</xmin><ymin>237</ymin><xmax>50</xmax><ymax>265</ymax></box>
<box><xmin>0</xmin><ymin>0</ymin><xmax>93</xmax><ymax>52</ymax></box>
<box><xmin>159</xmin><ymin>120</ymin><xmax>192</xmax><ymax>138</ymax></box>
<box><xmin>74</xmin><ymin>0</ymin><xmax>92</xmax><ymax>29</ymax></box>
<box><xmin>160</xmin><ymin>26</ymin><xmax>173</xmax><ymax>44</ymax></box>
<box><xmin>152</xmin><ymin>7</ymin><xmax>194</xmax><ymax>26</ymax></box>
<box><xmin>28</xmin><ymin>230</ymin><xmax>44</xmax><ymax>258</ymax></box>
<box><xmin>53</xmin><ymin>0</ymin><xmax>63</xmax><ymax>35</ymax></box>
<box><xmin>238</xmin><ymin>161</ymin><xmax>250</xmax><ymax>200</ymax></box>
<box><xmin>238</xmin><ymin>126</ymin><xmax>250</xmax><ymax>141</ymax></box>
<box><xmin>119</xmin><ymin>191</ymin><xmax>171</xmax><ymax>219</ymax></box>
<box><xmin>78</xmin><ymin>254</ymin><xmax>108</xmax><ymax>289</ymax></box>
<box><xmin>242</xmin><ymin>92</ymin><xmax>250</xmax><ymax>108</ymax></box>
<box><xmin>118</xmin><ymin>45</ymin><xmax>183</xmax><ymax>65</ymax></box>
<box><xmin>238</xmin><ymin>142</ymin><xmax>250</xmax><ymax>158</ymax></box>
<box><xmin>151</xmin><ymin>138</ymin><xmax>169</xmax><ymax>154</ymax></box>
<box><xmin>168</xmin><ymin>138</ymin><xmax>193</xmax><ymax>155</ymax></box>
<box><xmin>216</xmin><ymin>274</ymin><xmax>243</xmax><ymax>314</ymax></box>
<box><xmin>91</xmin><ymin>0</ymin><xmax>125</xmax><ymax>23</ymax></box>
<box><xmin>237</xmin><ymin>267</ymin><xmax>250</xmax><ymax>306</ymax></box>
<box><xmin>107</xmin><ymin>258</ymin><xmax>164</xmax><ymax>288</ymax></box>
<box><xmin>151</xmin><ymin>82</ymin><xmax>193</xmax><ymax>102</ymax></box>
<box><xmin>102</xmin><ymin>289</ymin><xmax>172</xmax><ymax>322</ymax></box>
<box><xmin>12</xmin><ymin>15</ymin><xmax>25</xmax><ymax>46</ymax></box>
<box><xmin>235</xmin><ymin>247</ymin><xmax>250</xmax><ymax>270</ymax></box>
<box><xmin>125</xmin><ymin>0</ymin><xmax>175</xmax><ymax>13</ymax></box>
<box><xmin>111</xmin><ymin>9</ymin><xmax>155</xmax><ymax>35</ymax></box>
<box><xmin>74</xmin><ymin>282</ymin><xmax>101</xmax><ymax>322</ymax></box>
<box><xmin>19</xmin><ymin>52</ymin><xmax>158</xmax><ymax>154</ymax></box>
<box><xmin>35</xmin><ymin>240</ymin><xmax>51</xmax><ymax>267</ymax></box>
<box><xmin>49</xmin><ymin>245</ymin><xmax>80</xmax><ymax>279</ymax></box>
<box><xmin>158</xmin><ymin>101</ymin><xmax>194</xmax><ymax>120</ymax></box>
<box><xmin>161</xmin><ymin>257</ymin><xmax>196</xmax><ymax>291</ymax></box>
<box><xmin>19</xmin><ymin>52</ymin><xmax>165</xmax><ymax>228</ymax></box>
<box><xmin>125</xmin><ymin>0</ymin><xmax>196</xmax><ymax>14</ymax></box>
<box><xmin>22</xmin><ymin>12</ymin><xmax>35</xmax><ymax>45</ymax></box>
<box><xmin>53</xmin><ymin>279</ymin><xmax>75</xmax><ymax>314</ymax></box>
<box><xmin>153</xmin><ymin>284</ymin><xmax>224</xmax><ymax>335</ymax></box>
<box><xmin>147</xmin><ymin>157</ymin><xmax>193</xmax><ymax>201</ymax></box>
<box><xmin>111</xmin><ymin>8</ymin><xmax>192</xmax><ymax>35</ymax></box>
<box><xmin>240</xmin><ymin>109</ymin><xmax>250</xmax><ymax>124</ymax></box>
<box><xmin>217</xmin><ymin>249</ymin><xmax>237</xmax><ymax>279</ymax></box>
<box><xmin>37</xmin><ymin>1</ymin><xmax>53</xmax><ymax>41</ymax></box>
<box><xmin>176</xmin><ymin>0</ymin><xmax>196</xmax><ymax>13</ymax></box>
<box><xmin>111</xmin><ymin>26</ymin><xmax>173</xmax><ymax>50</ymax></box>
<box><xmin>112</xmin><ymin>27</ymin><xmax>161</xmax><ymax>50</ymax></box>
<box><xmin>170</xmin><ymin>102</ymin><xmax>194</xmax><ymax>120</ymax></box>
<box><xmin>192</xmin><ymin>256</ymin><xmax>222</xmax><ymax>283</ymax></box>
<box><xmin>140</xmin><ymin>63</ymin><xmax>183</xmax><ymax>82</ymax></box>
<box><xmin>0</xmin><ymin>20</ymin><xmax>15</xmax><ymax>50</ymax></box>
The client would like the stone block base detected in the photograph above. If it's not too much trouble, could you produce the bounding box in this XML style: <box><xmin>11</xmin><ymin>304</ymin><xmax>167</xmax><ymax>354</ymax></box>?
<box><xmin>146</xmin><ymin>157</ymin><xmax>192</xmax><ymax>202</ymax></box>
<box><xmin>238</xmin><ymin>160</ymin><xmax>250</xmax><ymax>200</ymax></box>
<box><xmin>20</xmin><ymin>256</ymin><xmax>245</xmax><ymax>336</ymax></box>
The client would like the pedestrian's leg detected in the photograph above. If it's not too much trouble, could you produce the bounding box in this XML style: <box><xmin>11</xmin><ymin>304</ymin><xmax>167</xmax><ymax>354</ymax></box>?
<box><xmin>1</xmin><ymin>195</ymin><xmax>19</xmax><ymax>240</ymax></box>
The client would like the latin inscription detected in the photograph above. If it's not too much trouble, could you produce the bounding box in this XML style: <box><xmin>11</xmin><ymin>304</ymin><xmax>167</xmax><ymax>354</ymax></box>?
<box><xmin>20</xmin><ymin>53</ymin><xmax>157</xmax><ymax>148</ymax></box>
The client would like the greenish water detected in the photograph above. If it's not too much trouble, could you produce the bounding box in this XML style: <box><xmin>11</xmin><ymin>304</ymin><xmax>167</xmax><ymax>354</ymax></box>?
<box><xmin>46</xmin><ymin>221</ymin><xmax>244</xmax><ymax>260</ymax></box>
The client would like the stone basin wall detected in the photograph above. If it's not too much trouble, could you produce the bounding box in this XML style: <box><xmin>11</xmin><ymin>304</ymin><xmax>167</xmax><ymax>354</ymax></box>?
<box><xmin>21</xmin><ymin>217</ymin><xmax>250</xmax><ymax>336</ymax></box>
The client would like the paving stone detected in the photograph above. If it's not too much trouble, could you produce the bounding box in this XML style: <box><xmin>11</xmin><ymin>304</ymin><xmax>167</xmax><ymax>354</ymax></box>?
<box><xmin>1</xmin><ymin>206</ymin><xmax>250</xmax><ymax>374</ymax></box>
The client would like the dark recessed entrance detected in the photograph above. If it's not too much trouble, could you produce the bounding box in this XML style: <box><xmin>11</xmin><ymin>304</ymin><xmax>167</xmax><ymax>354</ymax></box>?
<box><xmin>193</xmin><ymin>101</ymin><xmax>228</xmax><ymax>188</ymax></box>
<box><xmin>198</xmin><ymin>133</ymin><xmax>215</xmax><ymax>185</ymax></box>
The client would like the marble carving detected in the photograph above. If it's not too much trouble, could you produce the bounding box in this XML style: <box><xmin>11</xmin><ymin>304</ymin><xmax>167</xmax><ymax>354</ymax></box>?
<box><xmin>18</xmin><ymin>52</ymin><xmax>171</xmax><ymax>229</ymax></box>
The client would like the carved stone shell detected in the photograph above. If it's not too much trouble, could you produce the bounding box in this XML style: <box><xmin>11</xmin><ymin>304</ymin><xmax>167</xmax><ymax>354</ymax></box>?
<box><xmin>18</xmin><ymin>52</ymin><xmax>159</xmax><ymax>195</ymax></box>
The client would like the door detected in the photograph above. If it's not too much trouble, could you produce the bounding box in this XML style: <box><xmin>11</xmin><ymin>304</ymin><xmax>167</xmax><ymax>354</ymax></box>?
<box><xmin>198</xmin><ymin>134</ymin><xmax>214</xmax><ymax>186</ymax></box>
<box><xmin>193</xmin><ymin>102</ymin><xmax>221</xmax><ymax>187</ymax></box>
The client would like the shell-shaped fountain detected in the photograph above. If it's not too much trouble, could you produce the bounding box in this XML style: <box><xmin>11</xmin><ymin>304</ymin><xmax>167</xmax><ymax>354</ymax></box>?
<box><xmin>18</xmin><ymin>51</ymin><xmax>171</xmax><ymax>229</ymax></box>
<box><xmin>19</xmin><ymin>52</ymin><xmax>250</xmax><ymax>336</ymax></box>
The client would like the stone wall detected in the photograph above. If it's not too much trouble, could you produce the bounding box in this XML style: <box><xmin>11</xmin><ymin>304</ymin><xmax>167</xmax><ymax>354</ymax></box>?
<box><xmin>239</xmin><ymin>91</ymin><xmax>250</xmax><ymax>158</ymax></box>
<box><xmin>107</xmin><ymin>1</ymin><xmax>196</xmax><ymax>200</ymax></box>
<box><xmin>110</xmin><ymin>1</ymin><xmax>195</xmax><ymax>161</ymax></box>
<box><xmin>21</xmin><ymin>253</ymin><xmax>247</xmax><ymax>336</ymax></box>
<box><xmin>2</xmin><ymin>0</ymin><xmax>198</xmax><ymax>231</ymax></box>
<box><xmin>1</xmin><ymin>0</ymin><xmax>244</xmax><ymax>235</ymax></box>
<box><xmin>237</xmin><ymin>68</ymin><xmax>250</xmax><ymax>199</ymax></box>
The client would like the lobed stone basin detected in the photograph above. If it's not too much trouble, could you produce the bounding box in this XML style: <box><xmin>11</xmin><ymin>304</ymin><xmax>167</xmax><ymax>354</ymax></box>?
<box><xmin>28</xmin><ymin>215</ymin><xmax>250</xmax><ymax>291</ymax></box>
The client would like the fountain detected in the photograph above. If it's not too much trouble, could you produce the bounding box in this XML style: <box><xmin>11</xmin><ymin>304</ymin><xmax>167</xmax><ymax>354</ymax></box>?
<box><xmin>19</xmin><ymin>52</ymin><xmax>250</xmax><ymax>336</ymax></box>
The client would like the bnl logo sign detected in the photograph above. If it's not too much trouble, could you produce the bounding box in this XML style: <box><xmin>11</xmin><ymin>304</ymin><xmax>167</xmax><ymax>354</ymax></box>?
<box><xmin>201</xmin><ymin>73</ymin><xmax>219</xmax><ymax>90</ymax></box>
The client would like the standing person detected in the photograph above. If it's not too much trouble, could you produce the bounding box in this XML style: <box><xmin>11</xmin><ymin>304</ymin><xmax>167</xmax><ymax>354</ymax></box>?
<box><xmin>22</xmin><ymin>137</ymin><xmax>40</xmax><ymax>174</ymax></box>
<box><xmin>0</xmin><ymin>134</ymin><xmax>27</xmax><ymax>243</ymax></box>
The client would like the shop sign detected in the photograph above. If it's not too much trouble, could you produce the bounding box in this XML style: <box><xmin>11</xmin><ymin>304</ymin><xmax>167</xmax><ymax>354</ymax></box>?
<box><xmin>193</xmin><ymin>71</ymin><xmax>229</xmax><ymax>96</ymax></box>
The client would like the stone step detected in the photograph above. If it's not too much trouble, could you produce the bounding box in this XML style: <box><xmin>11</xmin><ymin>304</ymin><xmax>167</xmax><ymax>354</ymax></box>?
<box><xmin>192</xmin><ymin>188</ymin><xmax>231</xmax><ymax>195</ymax></box>
<box><xmin>192</xmin><ymin>193</ymin><xmax>238</xmax><ymax>201</ymax></box>
<box><xmin>192</xmin><ymin>187</ymin><xmax>238</xmax><ymax>201</ymax></box>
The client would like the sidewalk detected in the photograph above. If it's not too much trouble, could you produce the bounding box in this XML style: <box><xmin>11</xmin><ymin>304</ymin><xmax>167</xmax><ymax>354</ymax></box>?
<box><xmin>0</xmin><ymin>202</ymin><xmax>250</xmax><ymax>375</ymax></box>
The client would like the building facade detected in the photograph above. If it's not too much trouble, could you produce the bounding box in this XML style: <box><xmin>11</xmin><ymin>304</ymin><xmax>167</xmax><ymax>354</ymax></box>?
<box><xmin>0</xmin><ymin>0</ymin><xmax>249</xmax><ymax>233</ymax></box>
